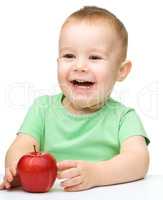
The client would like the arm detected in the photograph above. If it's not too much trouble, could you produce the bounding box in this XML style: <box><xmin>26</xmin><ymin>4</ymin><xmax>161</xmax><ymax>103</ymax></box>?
<box><xmin>57</xmin><ymin>136</ymin><xmax>149</xmax><ymax>191</ymax></box>
<box><xmin>96</xmin><ymin>136</ymin><xmax>149</xmax><ymax>186</ymax></box>
<box><xmin>5</xmin><ymin>133</ymin><xmax>39</xmax><ymax>168</ymax></box>
<box><xmin>0</xmin><ymin>134</ymin><xmax>39</xmax><ymax>190</ymax></box>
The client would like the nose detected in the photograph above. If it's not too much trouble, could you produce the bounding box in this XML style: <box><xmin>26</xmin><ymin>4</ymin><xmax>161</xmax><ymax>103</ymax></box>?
<box><xmin>73</xmin><ymin>65</ymin><xmax>88</xmax><ymax>72</ymax></box>
<box><xmin>73</xmin><ymin>58</ymin><xmax>88</xmax><ymax>72</ymax></box>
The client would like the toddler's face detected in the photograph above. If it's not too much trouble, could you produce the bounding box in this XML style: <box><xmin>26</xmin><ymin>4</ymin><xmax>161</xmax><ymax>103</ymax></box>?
<box><xmin>57</xmin><ymin>20</ymin><xmax>123</xmax><ymax>112</ymax></box>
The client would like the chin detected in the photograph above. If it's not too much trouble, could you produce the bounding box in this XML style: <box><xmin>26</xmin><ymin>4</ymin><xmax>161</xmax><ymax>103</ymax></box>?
<box><xmin>71</xmin><ymin>96</ymin><xmax>90</xmax><ymax>107</ymax></box>
<box><xmin>70</xmin><ymin>94</ymin><xmax>101</xmax><ymax>109</ymax></box>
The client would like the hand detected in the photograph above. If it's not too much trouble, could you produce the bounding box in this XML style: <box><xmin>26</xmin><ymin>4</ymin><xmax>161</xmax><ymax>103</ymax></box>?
<box><xmin>57</xmin><ymin>160</ymin><xmax>99</xmax><ymax>192</ymax></box>
<box><xmin>0</xmin><ymin>162</ymin><xmax>20</xmax><ymax>190</ymax></box>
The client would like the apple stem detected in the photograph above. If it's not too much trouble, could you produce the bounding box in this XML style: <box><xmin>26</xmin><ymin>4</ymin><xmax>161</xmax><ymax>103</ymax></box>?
<box><xmin>33</xmin><ymin>145</ymin><xmax>37</xmax><ymax>153</ymax></box>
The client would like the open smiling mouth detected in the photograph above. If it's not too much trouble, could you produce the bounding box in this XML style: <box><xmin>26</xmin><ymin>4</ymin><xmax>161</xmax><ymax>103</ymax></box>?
<box><xmin>70</xmin><ymin>80</ymin><xmax>96</xmax><ymax>89</ymax></box>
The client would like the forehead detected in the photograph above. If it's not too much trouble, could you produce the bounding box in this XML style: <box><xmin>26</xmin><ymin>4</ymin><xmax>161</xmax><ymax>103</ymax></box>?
<box><xmin>59</xmin><ymin>20</ymin><xmax>120</xmax><ymax>50</ymax></box>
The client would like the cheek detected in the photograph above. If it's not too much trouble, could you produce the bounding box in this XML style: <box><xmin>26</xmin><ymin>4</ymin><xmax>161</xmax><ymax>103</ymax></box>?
<box><xmin>94</xmin><ymin>65</ymin><xmax>118</xmax><ymax>94</ymax></box>
<box><xmin>57</xmin><ymin>66</ymin><xmax>71</xmax><ymax>94</ymax></box>
<box><xmin>95</xmin><ymin>67</ymin><xmax>115</xmax><ymax>84</ymax></box>
<box><xmin>57</xmin><ymin>65</ymin><xmax>68</xmax><ymax>83</ymax></box>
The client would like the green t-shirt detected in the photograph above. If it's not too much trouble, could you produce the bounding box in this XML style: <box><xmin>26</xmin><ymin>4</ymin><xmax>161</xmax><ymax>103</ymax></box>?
<box><xmin>18</xmin><ymin>93</ymin><xmax>150</xmax><ymax>162</ymax></box>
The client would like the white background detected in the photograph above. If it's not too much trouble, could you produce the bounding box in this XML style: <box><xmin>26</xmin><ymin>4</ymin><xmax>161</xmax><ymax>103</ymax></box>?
<box><xmin>0</xmin><ymin>0</ymin><xmax>162</xmax><ymax>175</ymax></box>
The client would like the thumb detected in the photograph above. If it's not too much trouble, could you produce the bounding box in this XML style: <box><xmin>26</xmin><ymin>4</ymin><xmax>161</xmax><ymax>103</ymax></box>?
<box><xmin>10</xmin><ymin>165</ymin><xmax>17</xmax><ymax>177</ymax></box>
<box><xmin>5</xmin><ymin>168</ymin><xmax>14</xmax><ymax>183</ymax></box>
<box><xmin>57</xmin><ymin>160</ymin><xmax>77</xmax><ymax>170</ymax></box>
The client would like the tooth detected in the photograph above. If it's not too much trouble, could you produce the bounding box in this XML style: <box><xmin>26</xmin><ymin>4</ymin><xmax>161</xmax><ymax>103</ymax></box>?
<box><xmin>76</xmin><ymin>80</ymin><xmax>86</xmax><ymax>82</ymax></box>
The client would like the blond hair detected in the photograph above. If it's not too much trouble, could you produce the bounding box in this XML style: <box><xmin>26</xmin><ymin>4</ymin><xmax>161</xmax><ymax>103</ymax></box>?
<box><xmin>61</xmin><ymin>6</ymin><xmax>128</xmax><ymax>61</ymax></box>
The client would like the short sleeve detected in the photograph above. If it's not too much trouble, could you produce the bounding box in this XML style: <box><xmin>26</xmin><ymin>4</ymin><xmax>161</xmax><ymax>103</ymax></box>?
<box><xmin>17</xmin><ymin>96</ymin><xmax>46</xmax><ymax>146</ymax></box>
<box><xmin>118</xmin><ymin>109</ymin><xmax>150</xmax><ymax>145</ymax></box>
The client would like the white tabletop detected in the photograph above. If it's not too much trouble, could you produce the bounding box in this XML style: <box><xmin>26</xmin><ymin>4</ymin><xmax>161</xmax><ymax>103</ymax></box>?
<box><xmin>0</xmin><ymin>175</ymin><xmax>162</xmax><ymax>200</ymax></box>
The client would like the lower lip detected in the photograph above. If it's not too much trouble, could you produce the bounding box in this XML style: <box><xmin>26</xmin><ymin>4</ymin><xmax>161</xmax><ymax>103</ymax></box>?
<box><xmin>70</xmin><ymin>82</ymin><xmax>96</xmax><ymax>93</ymax></box>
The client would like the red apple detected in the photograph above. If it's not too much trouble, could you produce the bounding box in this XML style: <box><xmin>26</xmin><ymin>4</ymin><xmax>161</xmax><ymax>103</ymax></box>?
<box><xmin>17</xmin><ymin>145</ymin><xmax>57</xmax><ymax>193</ymax></box>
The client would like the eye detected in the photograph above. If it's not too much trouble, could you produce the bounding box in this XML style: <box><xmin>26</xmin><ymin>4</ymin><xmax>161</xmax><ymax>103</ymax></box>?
<box><xmin>63</xmin><ymin>54</ymin><xmax>75</xmax><ymax>59</ymax></box>
<box><xmin>89</xmin><ymin>55</ymin><xmax>102</xmax><ymax>60</ymax></box>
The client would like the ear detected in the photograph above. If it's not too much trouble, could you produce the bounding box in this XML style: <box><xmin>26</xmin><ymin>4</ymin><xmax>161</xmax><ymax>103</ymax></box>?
<box><xmin>116</xmin><ymin>60</ymin><xmax>132</xmax><ymax>82</ymax></box>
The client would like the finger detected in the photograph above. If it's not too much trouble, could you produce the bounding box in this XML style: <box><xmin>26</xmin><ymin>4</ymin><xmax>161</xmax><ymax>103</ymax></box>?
<box><xmin>58</xmin><ymin>167</ymin><xmax>80</xmax><ymax>179</ymax></box>
<box><xmin>64</xmin><ymin>183</ymin><xmax>84</xmax><ymax>192</ymax></box>
<box><xmin>10</xmin><ymin>165</ymin><xmax>17</xmax><ymax>176</ymax></box>
<box><xmin>5</xmin><ymin>168</ymin><xmax>14</xmax><ymax>182</ymax></box>
<box><xmin>0</xmin><ymin>182</ymin><xmax>5</xmax><ymax>190</ymax></box>
<box><xmin>57</xmin><ymin>160</ymin><xmax>77</xmax><ymax>170</ymax></box>
<box><xmin>4</xmin><ymin>181</ymin><xmax>11</xmax><ymax>190</ymax></box>
<box><xmin>10</xmin><ymin>175</ymin><xmax>21</xmax><ymax>187</ymax></box>
<box><xmin>61</xmin><ymin>176</ymin><xmax>82</xmax><ymax>188</ymax></box>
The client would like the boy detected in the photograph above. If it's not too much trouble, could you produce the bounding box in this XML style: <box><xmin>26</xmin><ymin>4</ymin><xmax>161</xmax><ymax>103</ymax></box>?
<box><xmin>0</xmin><ymin>6</ymin><xmax>149</xmax><ymax>192</ymax></box>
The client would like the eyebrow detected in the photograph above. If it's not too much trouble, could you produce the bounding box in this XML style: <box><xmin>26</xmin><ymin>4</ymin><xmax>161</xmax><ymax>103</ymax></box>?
<box><xmin>59</xmin><ymin>47</ymin><xmax>73</xmax><ymax>52</ymax></box>
<box><xmin>86</xmin><ymin>48</ymin><xmax>110</xmax><ymax>57</ymax></box>
<box><xmin>88</xmin><ymin>48</ymin><xmax>108</xmax><ymax>54</ymax></box>
<box><xmin>59</xmin><ymin>47</ymin><xmax>108</xmax><ymax>54</ymax></box>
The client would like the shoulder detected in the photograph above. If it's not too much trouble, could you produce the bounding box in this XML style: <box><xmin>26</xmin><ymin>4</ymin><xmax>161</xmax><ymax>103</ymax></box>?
<box><xmin>105</xmin><ymin>97</ymin><xmax>135</xmax><ymax>117</ymax></box>
<box><xmin>32</xmin><ymin>93</ymin><xmax>62</xmax><ymax>110</ymax></box>
<box><xmin>104</xmin><ymin>97</ymin><xmax>141</xmax><ymax>126</ymax></box>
